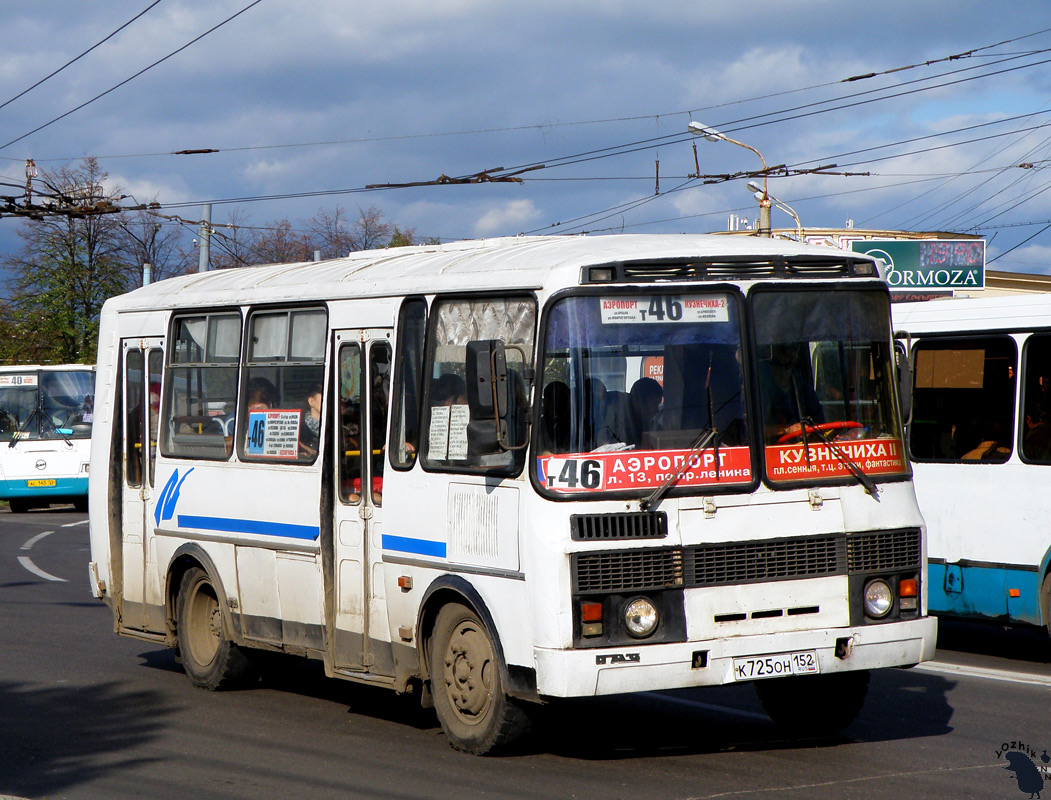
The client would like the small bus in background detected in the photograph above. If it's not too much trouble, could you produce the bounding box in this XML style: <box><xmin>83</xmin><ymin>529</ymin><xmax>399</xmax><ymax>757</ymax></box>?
<box><xmin>0</xmin><ymin>364</ymin><xmax>95</xmax><ymax>513</ymax></box>
<box><xmin>87</xmin><ymin>235</ymin><xmax>935</xmax><ymax>753</ymax></box>
<box><xmin>895</xmin><ymin>294</ymin><xmax>1051</xmax><ymax>631</ymax></box>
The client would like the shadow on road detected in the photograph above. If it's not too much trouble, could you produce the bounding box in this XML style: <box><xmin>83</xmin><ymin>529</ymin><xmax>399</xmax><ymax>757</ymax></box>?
<box><xmin>131</xmin><ymin>643</ymin><xmax>955</xmax><ymax>760</ymax></box>
<box><xmin>0</xmin><ymin>679</ymin><xmax>174</xmax><ymax>797</ymax></box>
<box><xmin>518</xmin><ymin>666</ymin><xmax>956</xmax><ymax>759</ymax></box>
<box><xmin>936</xmin><ymin>617</ymin><xmax>1051</xmax><ymax>665</ymax></box>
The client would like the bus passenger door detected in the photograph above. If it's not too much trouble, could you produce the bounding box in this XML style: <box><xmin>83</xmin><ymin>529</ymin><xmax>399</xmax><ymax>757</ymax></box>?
<box><xmin>119</xmin><ymin>338</ymin><xmax>164</xmax><ymax>632</ymax></box>
<box><xmin>331</xmin><ymin>329</ymin><xmax>394</xmax><ymax>674</ymax></box>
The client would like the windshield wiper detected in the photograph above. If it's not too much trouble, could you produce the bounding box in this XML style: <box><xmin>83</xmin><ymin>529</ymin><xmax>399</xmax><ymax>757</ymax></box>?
<box><xmin>640</xmin><ymin>426</ymin><xmax>717</xmax><ymax>511</ymax></box>
<box><xmin>791</xmin><ymin>377</ymin><xmax>812</xmax><ymax>468</ymax></box>
<box><xmin>7</xmin><ymin>407</ymin><xmax>36</xmax><ymax>448</ymax></box>
<box><xmin>641</xmin><ymin>374</ymin><xmax>721</xmax><ymax>512</ymax></box>
<box><xmin>802</xmin><ymin>416</ymin><xmax>880</xmax><ymax>502</ymax></box>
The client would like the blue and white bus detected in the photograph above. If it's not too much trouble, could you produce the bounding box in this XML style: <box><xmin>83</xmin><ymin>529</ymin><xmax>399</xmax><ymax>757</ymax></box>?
<box><xmin>895</xmin><ymin>294</ymin><xmax>1051</xmax><ymax>631</ymax></box>
<box><xmin>0</xmin><ymin>364</ymin><xmax>95</xmax><ymax>513</ymax></box>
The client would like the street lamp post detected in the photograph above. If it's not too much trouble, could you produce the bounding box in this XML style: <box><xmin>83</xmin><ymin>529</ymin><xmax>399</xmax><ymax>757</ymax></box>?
<box><xmin>747</xmin><ymin>180</ymin><xmax>802</xmax><ymax>239</ymax></box>
<box><xmin>688</xmin><ymin>121</ymin><xmax>771</xmax><ymax>236</ymax></box>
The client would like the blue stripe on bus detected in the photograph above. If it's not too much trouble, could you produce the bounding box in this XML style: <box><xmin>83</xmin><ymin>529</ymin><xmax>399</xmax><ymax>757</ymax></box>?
<box><xmin>177</xmin><ymin>515</ymin><xmax>320</xmax><ymax>541</ymax></box>
<box><xmin>382</xmin><ymin>534</ymin><xmax>446</xmax><ymax>558</ymax></box>
<box><xmin>928</xmin><ymin>562</ymin><xmax>1042</xmax><ymax>626</ymax></box>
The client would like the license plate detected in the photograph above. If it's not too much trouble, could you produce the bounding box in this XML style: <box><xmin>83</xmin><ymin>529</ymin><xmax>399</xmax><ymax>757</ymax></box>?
<box><xmin>25</xmin><ymin>479</ymin><xmax>56</xmax><ymax>488</ymax></box>
<box><xmin>732</xmin><ymin>650</ymin><xmax>820</xmax><ymax>681</ymax></box>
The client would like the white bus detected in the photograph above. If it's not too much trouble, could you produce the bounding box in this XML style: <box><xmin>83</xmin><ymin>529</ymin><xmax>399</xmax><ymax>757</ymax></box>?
<box><xmin>894</xmin><ymin>294</ymin><xmax>1051</xmax><ymax>631</ymax></box>
<box><xmin>1</xmin><ymin>364</ymin><xmax>94</xmax><ymax>513</ymax></box>
<box><xmin>88</xmin><ymin>234</ymin><xmax>935</xmax><ymax>753</ymax></box>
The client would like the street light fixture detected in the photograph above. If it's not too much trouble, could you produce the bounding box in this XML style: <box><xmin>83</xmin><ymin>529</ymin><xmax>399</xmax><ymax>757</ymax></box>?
<box><xmin>688</xmin><ymin>121</ymin><xmax>771</xmax><ymax>236</ymax></box>
<box><xmin>747</xmin><ymin>180</ymin><xmax>802</xmax><ymax>239</ymax></box>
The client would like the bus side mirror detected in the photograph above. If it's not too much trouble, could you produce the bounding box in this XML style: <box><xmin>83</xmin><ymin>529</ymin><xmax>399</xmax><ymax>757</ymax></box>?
<box><xmin>893</xmin><ymin>334</ymin><xmax>913</xmax><ymax>427</ymax></box>
<box><xmin>466</xmin><ymin>339</ymin><xmax>529</xmax><ymax>453</ymax></box>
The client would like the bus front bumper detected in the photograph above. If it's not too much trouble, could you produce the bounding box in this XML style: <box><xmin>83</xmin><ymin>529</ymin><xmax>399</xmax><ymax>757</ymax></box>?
<box><xmin>533</xmin><ymin>616</ymin><xmax>937</xmax><ymax>698</ymax></box>
<box><xmin>0</xmin><ymin>476</ymin><xmax>88</xmax><ymax>500</ymax></box>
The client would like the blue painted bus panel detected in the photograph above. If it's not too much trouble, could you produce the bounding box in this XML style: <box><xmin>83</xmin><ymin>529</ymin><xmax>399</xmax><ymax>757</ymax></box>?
<box><xmin>929</xmin><ymin>562</ymin><xmax>1042</xmax><ymax>626</ymax></box>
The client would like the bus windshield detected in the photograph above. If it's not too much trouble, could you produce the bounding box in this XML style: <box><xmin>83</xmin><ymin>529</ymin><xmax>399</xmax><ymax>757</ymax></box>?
<box><xmin>536</xmin><ymin>291</ymin><xmax>753</xmax><ymax>495</ymax></box>
<box><xmin>0</xmin><ymin>370</ymin><xmax>95</xmax><ymax>441</ymax></box>
<box><xmin>752</xmin><ymin>288</ymin><xmax>907</xmax><ymax>484</ymax></box>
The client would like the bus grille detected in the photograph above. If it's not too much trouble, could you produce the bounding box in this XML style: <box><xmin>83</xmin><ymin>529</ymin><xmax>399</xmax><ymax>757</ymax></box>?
<box><xmin>570</xmin><ymin>512</ymin><xmax>668</xmax><ymax>541</ymax></box>
<box><xmin>571</xmin><ymin>528</ymin><xmax>921</xmax><ymax>595</ymax></box>
<box><xmin>572</xmin><ymin>549</ymin><xmax>683</xmax><ymax>593</ymax></box>
<box><xmin>684</xmin><ymin>534</ymin><xmax>844</xmax><ymax>587</ymax></box>
<box><xmin>847</xmin><ymin>528</ymin><xmax>921</xmax><ymax>573</ymax></box>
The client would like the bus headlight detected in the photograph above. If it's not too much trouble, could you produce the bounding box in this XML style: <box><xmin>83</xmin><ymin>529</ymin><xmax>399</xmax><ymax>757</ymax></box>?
<box><xmin>623</xmin><ymin>596</ymin><xmax>659</xmax><ymax>638</ymax></box>
<box><xmin>863</xmin><ymin>579</ymin><xmax>894</xmax><ymax>618</ymax></box>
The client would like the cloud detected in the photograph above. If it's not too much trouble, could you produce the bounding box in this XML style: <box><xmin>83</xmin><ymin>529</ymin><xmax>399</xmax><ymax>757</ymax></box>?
<box><xmin>473</xmin><ymin>199</ymin><xmax>542</xmax><ymax>237</ymax></box>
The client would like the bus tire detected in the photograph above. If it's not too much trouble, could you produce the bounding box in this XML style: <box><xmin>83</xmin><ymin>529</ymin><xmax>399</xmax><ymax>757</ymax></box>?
<box><xmin>73</xmin><ymin>497</ymin><xmax>88</xmax><ymax>513</ymax></box>
<box><xmin>754</xmin><ymin>669</ymin><xmax>869</xmax><ymax>737</ymax></box>
<box><xmin>176</xmin><ymin>567</ymin><xmax>254</xmax><ymax>691</ymax></box>
<box><xmin>8</xmin><ymin>498</ymin><xmax>28</xmax><ymax>514</ymax></box>
<box><xmin>429</xmin><ymin>602</ymin><xmax>531</xmax><ymax>754</ymax></box>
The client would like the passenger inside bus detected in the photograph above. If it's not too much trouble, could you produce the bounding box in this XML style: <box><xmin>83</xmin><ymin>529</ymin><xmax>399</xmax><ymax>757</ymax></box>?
<box><xmin>298</xmin><ymin>384</ymin><xmax>323</xmax><ymax>459</ymax></box>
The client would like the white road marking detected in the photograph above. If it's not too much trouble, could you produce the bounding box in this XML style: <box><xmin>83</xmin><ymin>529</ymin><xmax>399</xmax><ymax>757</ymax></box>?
<box><xmin>62</xmin><ymin>519</ymin><xmax>88</xmax><ymax>527</ymax></box>
<box><xmin>17</xmin><ymin>530</ymin><xmax>67</xmax><ymax>582</ymax></box>
<box><xmin>916</xmin><ymin>660</ymin><xmax>1051</xmax><ymax>688</ymax></box>
<box><xmin>21</xmin><ymin>530</ymin><xmax>54</xmax><ymax>550</ymax></box>
<box><xmin>17</xmin><ymin>555</ymin><xmax>66</xmax><ymax>582</ymax></box>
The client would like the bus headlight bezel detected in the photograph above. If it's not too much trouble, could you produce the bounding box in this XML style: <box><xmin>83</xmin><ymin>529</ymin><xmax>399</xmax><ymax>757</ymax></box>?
<box><xmin>863</xmin><ymin>578</ymin><xmax>894</xmax><ymax>618</ymax></box>
<box><xmin>622</xmin><ymin>596</ymin><xmax>660</xmax><ymax>638</ymax></box>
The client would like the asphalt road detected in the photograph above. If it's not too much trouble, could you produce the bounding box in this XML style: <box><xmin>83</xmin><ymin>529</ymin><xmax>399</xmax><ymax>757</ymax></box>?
<box><xmin>1</xmin><ymin>506</ymin><xmax>1048</xmax><ymax>800</ymax></box>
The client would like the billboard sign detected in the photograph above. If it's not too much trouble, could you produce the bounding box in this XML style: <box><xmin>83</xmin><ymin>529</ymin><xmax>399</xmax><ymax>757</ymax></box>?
<box><xmin>849</xmin><ymin>239</ymin><xmax>985</xmax><ymax>294</ymax></box>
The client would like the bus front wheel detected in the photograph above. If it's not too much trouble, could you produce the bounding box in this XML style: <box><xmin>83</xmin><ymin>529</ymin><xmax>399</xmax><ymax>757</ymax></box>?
<box><xmin>8</xmin><ymin>499</ymin><xmax>28</xmax><ymax>514</ymax></box>
<box><xmin>176</xmin><ymin>567</ymin><xmax>254</xmax><ymax>691</ymax></box>
<box><xmin>754</xmin><ymin>670</ymin><xmax>869</xmax><ymax>737</ymax></box>
<box><xmin>429</xmin><ymin>602</ymin><xmax>530</xmax><ymax>754</ymax></box>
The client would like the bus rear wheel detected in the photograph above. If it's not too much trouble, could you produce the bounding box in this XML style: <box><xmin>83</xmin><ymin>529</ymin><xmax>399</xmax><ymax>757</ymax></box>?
<box><xmin>8</xmin><ymin>498</ymin><xmax>28</xmax><ymax>514</ymax></box>
<box><xmin>754</xmin><ymin>670</ymin><xmax>870</xmax><ymax>737</ymax></box>
<box><xmin>429</xmin><ymin>602</ymin><xmax>531</xmax><ymax>754</ymax></box>
<box><xmin>176</xmin><ymin>567</ymin><xmax>254</xmax><ymax>691</ymax></box>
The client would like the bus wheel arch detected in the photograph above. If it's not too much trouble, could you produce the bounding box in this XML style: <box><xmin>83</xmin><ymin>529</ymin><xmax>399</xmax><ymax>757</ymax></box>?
<box><xmin>1040</xmin><ymin>572</ymin><xmax>1051</xmax><ymax>634</ymax></box>
<box><xmin>166</xmin><ymin>546</ymin><xmax>254</xmax><ymax>690</ymax></box>
<box><xmin>417</xmin><ymin>579</ymin><xmax>533</xmax><ymax>754</ymax></box>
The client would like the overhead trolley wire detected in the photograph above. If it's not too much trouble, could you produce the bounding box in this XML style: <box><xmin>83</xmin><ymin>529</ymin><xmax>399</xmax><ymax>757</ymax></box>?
<box><xmin>0</xmin><ymin>1</ymin><xmax>165</xmax><ymax>115</ymax></box>
<box><xmin>14</xmin><ymin>27</ymin><xmax>1051</xmax><ymax>165</ymax></box>
<box><xmin>0</xmin><ymin>0</ymin><xmax>265</xmax><ymax>153</ymax></box>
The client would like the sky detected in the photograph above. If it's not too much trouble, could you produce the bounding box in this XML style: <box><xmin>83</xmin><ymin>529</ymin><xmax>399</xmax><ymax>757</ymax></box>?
<box><xmin>1</xmin><ymin>0</ymin><xmax>1051</xmax><ymax>276</ymax></box>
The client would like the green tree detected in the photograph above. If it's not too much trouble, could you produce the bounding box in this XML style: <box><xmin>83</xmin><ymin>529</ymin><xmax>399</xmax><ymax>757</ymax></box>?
<box><xmin>3</xmin><ymin>157</ymin><xmax>134</xmax><ymax>363</ymax></box>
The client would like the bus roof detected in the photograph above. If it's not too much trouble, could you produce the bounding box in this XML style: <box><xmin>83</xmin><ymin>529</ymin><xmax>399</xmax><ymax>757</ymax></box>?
<box><xmin>0</xmin><ymin>364</ymin><xmax>94</xmax><ymax>372</ymax></box>
<box><xmin>105</xmin><ymin>233</ymin><xmax>880</xmax><ymax>313</ymax></box>
<box><xmin>893</xmin><ymin>294</ymin><xmax>1051</xmax><ymax>334</ymax></box>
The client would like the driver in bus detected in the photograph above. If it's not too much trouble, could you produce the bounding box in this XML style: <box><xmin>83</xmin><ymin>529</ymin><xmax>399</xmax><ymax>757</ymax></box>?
<box><xmin>761</xmin><ymin>344</ymin><xmax>823</xmax><ymax>443</ymax></box>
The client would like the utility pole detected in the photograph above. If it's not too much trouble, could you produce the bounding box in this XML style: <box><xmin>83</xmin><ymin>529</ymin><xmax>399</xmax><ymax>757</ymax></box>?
<box><xmin>198</xmin><ymin>203</ymin><xmax>211</xmax><ymax>272</ymax></box>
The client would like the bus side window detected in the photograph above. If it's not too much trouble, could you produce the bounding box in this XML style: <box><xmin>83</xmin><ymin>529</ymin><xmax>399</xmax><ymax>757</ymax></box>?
<box><xmin>238</xmin><ymin>308</ymin><xmax>326</xmax><ymax>464</ymax></box>
<box><xmin>162</xmin><ymin>313</ymin><xmax>241</xmax><ymax>461</ymax></box>
<box><xmin>369</xmin><ymin>342</ymin><xmax>392</xmax><ymax>505</ymax></box>
<box><xmin>1022</xmin><ymin>334</ymin><xmax>1051</xmax><ymax>463</ymax></box>
<box><xmin>910</xmin><ymin>335</ymin><xmax>1016</xmax><ymax>462</ymax></box>
<box><xmin>389</xmin><ymin>298</ymin><xmax>426</xmax><ymax>469</ymax></box>
<box><xmin>421</xmin><ymin>295</ymin><xmax>536</xmax><ymax>474</ymax></box>
<box><xmin>125</xmin><ymin>348</ymin><xmax>145</xmax><ymax>488</ymax></box>
<box><xmin>338</xmin><ymin>343</ymin><xmax>363</xmax><ymax>504</ymax></box>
